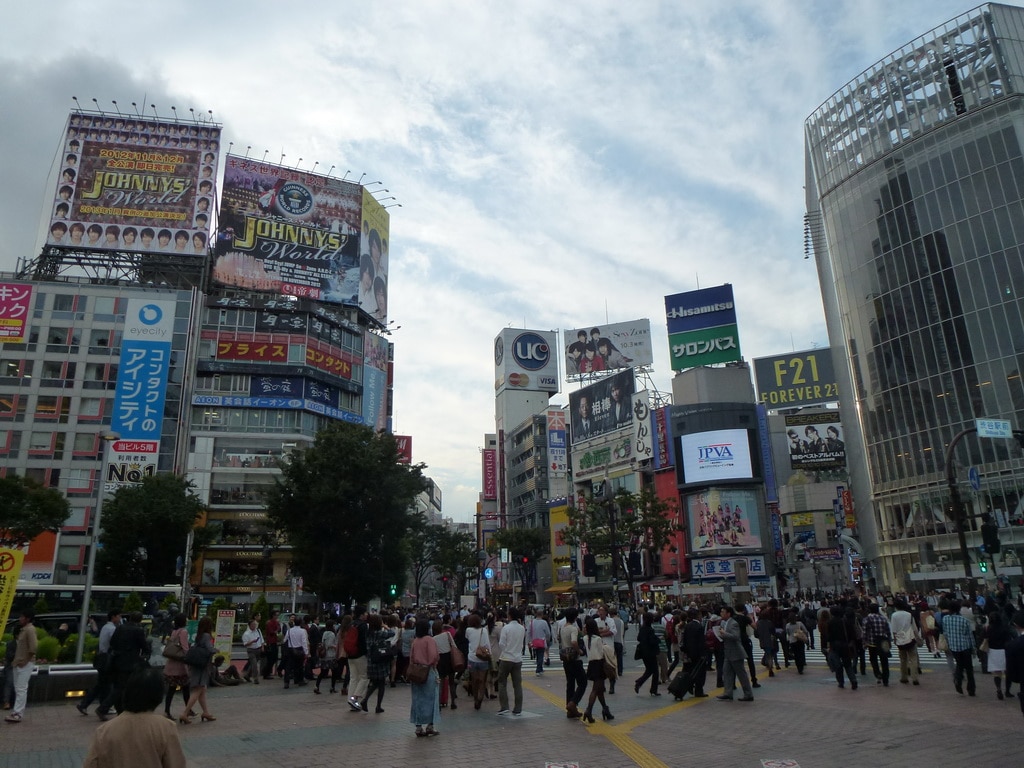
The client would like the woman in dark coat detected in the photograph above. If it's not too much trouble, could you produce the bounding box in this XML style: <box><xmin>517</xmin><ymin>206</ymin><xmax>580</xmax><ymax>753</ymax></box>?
<box><xmin>179</xmin><ymin>616</ymin><xmax>216</xmax><ymax>723</ymax></box>
<box><xmin>633</xmin><ymin>612</ymin><xmax>662</xmax><ymax>696</ymax></box>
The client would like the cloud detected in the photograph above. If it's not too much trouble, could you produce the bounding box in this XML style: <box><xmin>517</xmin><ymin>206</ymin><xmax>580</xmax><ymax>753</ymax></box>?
<box><xmin>0</xmin><ymin>0</ymin><xmax>983</xmax><ymax>522</ymax></box>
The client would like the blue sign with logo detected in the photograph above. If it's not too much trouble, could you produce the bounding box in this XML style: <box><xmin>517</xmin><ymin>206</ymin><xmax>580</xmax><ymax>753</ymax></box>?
<box><xmin>112</xmin><ymin>300</ymin><xmax>175</xmax><ymax>441</ymax></box>
<box><xmin>512</xmin><ymin>332</ymin><xmax>550</xmax><ymax>371</ymax></box>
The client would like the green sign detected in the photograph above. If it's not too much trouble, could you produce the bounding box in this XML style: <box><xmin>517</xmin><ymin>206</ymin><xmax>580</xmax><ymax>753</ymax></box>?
<box><xmin>668</xmin><ymin>323</ymin><xmax>741</xmax><ymax>370</ymax></box>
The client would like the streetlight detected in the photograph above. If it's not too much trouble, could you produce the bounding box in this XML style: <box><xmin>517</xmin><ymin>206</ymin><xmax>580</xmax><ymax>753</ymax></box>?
<box><xmin>76</xmin><ymin>433</ymin><xmax>119</xmax><ymax>663</ymax></box>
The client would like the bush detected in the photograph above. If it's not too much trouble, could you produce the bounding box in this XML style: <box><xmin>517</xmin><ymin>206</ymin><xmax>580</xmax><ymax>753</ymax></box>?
<box><xmin>57</xmin><ymin>633</ymin><xmax>99</xmax><ymax>663</ymax></box>
<box><xmin>123</xmin><ymin>591</ymin><xmax>144</xmax><ymax>613</ymax></box>
<box><xmin>36</xmin><ymin>636</ymin><xmax>61</xmax><ymax>663</ymax></box>
<box><xmin>33</xmin><ymin>596</ymin><xmax>51</xmax><ymax>615</ymax></box>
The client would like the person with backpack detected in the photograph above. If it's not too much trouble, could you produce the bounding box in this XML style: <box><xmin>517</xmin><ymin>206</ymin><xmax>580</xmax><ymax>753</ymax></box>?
<box><xmin>345</xmin><ymin>606</ymin><xmax>370</xmax><ymax>711</ymax></box>
<box><xmin>361</xmin><ymin>615</ymin><xmax>395</xmax><ymax>713</ymax></box>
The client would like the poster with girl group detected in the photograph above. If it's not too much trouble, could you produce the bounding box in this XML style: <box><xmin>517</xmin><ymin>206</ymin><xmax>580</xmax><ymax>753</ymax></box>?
<box><xmin>687</xmin><ymin>488</ymin><xmax>762</xmax><ymax>550</ymax></box>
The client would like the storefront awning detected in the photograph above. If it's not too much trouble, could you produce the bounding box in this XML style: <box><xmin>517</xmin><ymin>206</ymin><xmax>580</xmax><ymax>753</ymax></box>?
<box><xmin>545</xmin><ymin>583</ymin><xmax>575</xmax><ymax>593</ymax></box>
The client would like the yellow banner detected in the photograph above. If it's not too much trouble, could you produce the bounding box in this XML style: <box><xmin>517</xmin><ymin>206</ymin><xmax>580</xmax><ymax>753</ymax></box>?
<box><xmin>789</xmin><ymin>513</ymin><xmax>815</xmax><ymax>527</ymax></box>
<box><xmin>0</xmin><ymin>548</ymin><xmax>26</xmax><ymax>631</ymax></box>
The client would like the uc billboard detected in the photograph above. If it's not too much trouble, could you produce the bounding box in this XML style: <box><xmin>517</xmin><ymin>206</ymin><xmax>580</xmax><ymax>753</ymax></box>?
<box><xmin>494</xmin><ymin>329</ymin><xmax>559</xmax><ymax>394</ymax></box>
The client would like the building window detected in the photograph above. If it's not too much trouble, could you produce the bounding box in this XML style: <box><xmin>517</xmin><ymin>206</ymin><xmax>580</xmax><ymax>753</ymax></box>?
<box><xmin>67</xmin><ymin>468</ymin><xmax>92</xmax><ymax>492</ymax></box>
<box><xmin>79</xmin><ymin>398</ymin><xmax>103</xmax><ymax>417</ymax></box>
<box><xmin>53</xmin><ymin>294</ymin><xmax>75</xmax><ymax>312</ymax></box>
<box><xmin>29</xmin><ymin>431</ymin><xmax>52</xmax><ymax>451</ymax></box>
<box><xmin>73</xmin><ymin>432</ymin><xmax>95</xmax><ymax>452</ymax></box>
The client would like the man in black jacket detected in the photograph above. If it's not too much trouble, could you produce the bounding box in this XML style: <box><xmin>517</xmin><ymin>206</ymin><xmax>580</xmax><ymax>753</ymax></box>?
<box><xmin>680</xmin><ymin>609</ymin><xmax>709</xmax><ymax>698</ymax></box>
<box><xmin>1006</xmin><ymin>610</ymin><xmax>1024</xmax><ymax>720</ymax></box>
<box><xmin>96</xmin><ymin>612</ymin><xmax>150</xmax><ymax>719</ymax></box>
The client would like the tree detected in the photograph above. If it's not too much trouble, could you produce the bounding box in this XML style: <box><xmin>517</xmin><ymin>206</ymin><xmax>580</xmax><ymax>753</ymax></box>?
<box><xmin>400</xmin><ymin>515</ymin><xmax>442</xmax><ymax>605</ymax></box>
<box><xmin>486</xmin><ymin>526</ymin><xmax>549</xmax><ymax>600</ymax></box>
<box><xmin>559</xmin><ymin>486</ymin><xmax>680</xmax><ymax>600</ymax></box>
<box><xmin>266</xmin><ymin>422</ymin><xmax>428</xmax><ymax>606</ymax></box>
<box><xmin>95</xmin><ymin>474</ymin><xmax>205</xmax><ymax>585</ymax></box>
<box><xmin>433</xmin><ymin>527</ymin><xmax>479</xmax><ymax>599</ymax></box>
<box><xmin>0</xmin><ymin>474</ymin><xmax>71</xmax><ymax>549</ymax></box>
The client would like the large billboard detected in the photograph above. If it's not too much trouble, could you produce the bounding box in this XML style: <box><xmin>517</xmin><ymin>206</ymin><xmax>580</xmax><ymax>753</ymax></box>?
<box><xmin>108</xmin><ymin>298</ymin><xmax>176</xmax><ymax>490</ymax></box>
<box><xmin>362</xmin><ymin>330</ymin><xmax>390</xmax><ymax>431</ymax></box>
<box><xmin>664</xmin><ymin>284</ymin><xmax>741</xmax><ymax>371</ymax></box>
<box><xmin>687</xmin><ymin>487</ymin><xmax>762</xmax><ymax>551</ymax></box>
<box><xmin>564</xmin><ymin>319</ymin><xmax>653</xmax><ymax>375</ymax></box>
<box><xmin>47</xmin><ymin>113</ymin><xmax>220</xmax><ymax>255</ymax></box>
<box><xmin>569</xmin><ymin>369</ymin><xmax>635</xmax><ymax>445</ymax></box>
<box><xmin>214</xmin><ymin>156</ymin><xmax>362</xmax><ymax>304</ymax></box>
<box><xmin>753</xmin><ymin>348</ymin><xmax>839</xmax><ymax>408</ymax></box>
<box><xmin>678</xmin><ymin>428</ymin><xmax>754</xmax><ymax>485</ymax></box>
<box><xmin>494</xmin><ymin>328</ymin><xmax>559</xmax><ymax>394</ymax></box>
<box><xmin>0</xmin><ymin>283</ymin><xmax>32</xmax><ymax>344</ymax></box>
<box><xmin>546</xmin><ymin>409</ymin><xmax>567</xmax><ymax>475</ymax></box>
<box><xmin>360</xmin><ymin>189</ymin><xmax>391</xmax><ymax>325</ymax></box>
<box><xmin>784</xmin><ymin>412</ymin><xmax>846</xmax><ymax>470</ymax></box>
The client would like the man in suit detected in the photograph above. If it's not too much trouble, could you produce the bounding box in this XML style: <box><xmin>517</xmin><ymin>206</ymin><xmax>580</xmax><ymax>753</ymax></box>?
<box><xmin>97</xmin><ymin>612</ymin><xmax>150</xmax><ymax>719</ymax></box>
<box><xmin>716</xmin><ymin>606</ymin><xmax>753</xmax><ymax>701</ymax></box>
<box><xmin>680</xmin><ymin>609</ymin><xmax>709</xmax><ymax>698</ymax></box>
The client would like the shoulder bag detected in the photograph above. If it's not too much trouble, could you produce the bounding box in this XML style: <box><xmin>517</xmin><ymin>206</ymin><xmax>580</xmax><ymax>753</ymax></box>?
<box><xmin>559</xmin><ymin>625</ymin><xmax>580</xmax><ymax>663</ymax></box>
<box><xmin>450</xmin><ymin>642</ymin><xmax>467</xmax><ymax>674</ymax></box>
<box><xmin>475</xmin><ymin>628</ymin><xmax>492</xmax><ymax>661</ymax></box>
<box><xmin>184</xmin><ymin>636</ymin><xmax>214</xmax><ymax>668</ymax></box>
<box><xmin>162</xmin><ymin>632</ymin><xmax>186</xmax><ymax>661</ymax></box>
<box><xmin>406</xmin><ymin>637</ymin><xmax>431</xmax><ymax>684</ymax></box>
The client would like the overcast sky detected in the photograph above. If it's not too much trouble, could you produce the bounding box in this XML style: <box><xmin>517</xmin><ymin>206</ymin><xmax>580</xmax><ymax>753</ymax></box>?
<box><xmin>0</xmin><ymin>1</ymin><xmax>991</xmax><ymax>522</ymax></box>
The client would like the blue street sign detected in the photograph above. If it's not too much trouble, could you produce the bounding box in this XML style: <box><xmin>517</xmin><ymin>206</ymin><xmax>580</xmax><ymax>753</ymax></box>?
<box><xmin>969</xmin><ymin>466</ymin><xmax>981</xmax><ymax>491</ymax></box>
<box><xmin>483</xmin><ymin>567</ymin><xmax>494</xmax><ymax>579</ymax></box>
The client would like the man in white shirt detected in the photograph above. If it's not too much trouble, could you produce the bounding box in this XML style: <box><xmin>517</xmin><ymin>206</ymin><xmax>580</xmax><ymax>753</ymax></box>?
<box><xmin>497</xmin><ymin>607</ymin><xmax>526</xmax><ymax>715</ymax></box>
<box><xmin>241</xmin><ymin>620</ymin><xmax>264</xmax><ymax>684</ymax></box>
<box><xmin>283</xmin><ymin>615</ymin><xmax>309</xmax><ymax>689</ymax></box>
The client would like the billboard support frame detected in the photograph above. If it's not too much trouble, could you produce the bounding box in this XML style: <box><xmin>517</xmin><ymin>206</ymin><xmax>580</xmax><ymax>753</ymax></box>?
<box><xmin>18</xmin><ymin>246</ymin><xmax>209</xmax><ymax>291</ymax></box>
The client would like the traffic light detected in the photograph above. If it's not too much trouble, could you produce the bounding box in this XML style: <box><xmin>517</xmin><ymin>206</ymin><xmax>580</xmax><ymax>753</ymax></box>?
<box><xmin>389</xmin><ymin>584</ymin><xmax>397</xmax><ymax>597</ymax></box>
<box><xmin>979</xmin><ymin>560</ymin><xmax>989</xmax><ymax>573</ymax></box>
<box><xmin>981</xmin><ymin>521</ymin><xmax>1001</xmax><ymax>554</ymax></box>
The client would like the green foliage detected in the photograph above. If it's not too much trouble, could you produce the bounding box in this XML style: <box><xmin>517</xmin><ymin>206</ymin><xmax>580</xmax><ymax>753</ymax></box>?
<box><xmin>159</xmin><ymin>593</ymin><xmax>179</xmax><ymax>610</ymax></box>
<box><xmin>36</xmin><ymin>636</ymin><xmax>61</xmax><ymax>663</ymax></box>
<box><xmin>96</xmin><ymin>474</ymin><xmax>205</xmax><ymax>585</ymax></box>
<box><xmin>486</xmin><ymin>526</ymin><xmax>549</xmax><ymax>561</ymax></box>
<box><xmin>560</xmin><ymin>486</ymin><xmax>681</xmax><ymax>590</ymax></box>
<box><xmin>0</xmin><ymin>473</ymin><xmax>71</xmax><ymax>549</ymax></box>
<box><xmin>266</xmin><ymin>422</ymin><xmax>428</xmax><ymax>604</ymax></box>
<box><xmin>205</xmin><ymin>597</ymin><xmax>230</xmax><ymax>618</ymax></box>
<box><xmin>58</xmin><ymin>633</ymin><xmax>98</xmax><ymax>663</ymax></box>
<box><xmin>250</xmin><ymin>595</ymin><xmax>271</xmax><ymax>630</ymax></box>
<box><xmin>32</xmin><ymin>595</ymin><xmax>51</xmax><ymax>615</ymax></box>
<box><xmin>123</xmin><ymin>591</ymin><xmax>144</xmax><ymax>613</ymax></box>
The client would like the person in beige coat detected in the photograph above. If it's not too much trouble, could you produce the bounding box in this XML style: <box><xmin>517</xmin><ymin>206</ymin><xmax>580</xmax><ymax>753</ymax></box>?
<box><xmin>83</xmin><ymin>666</ymin><xmax>186</xmax><ymax>768</ymax></box>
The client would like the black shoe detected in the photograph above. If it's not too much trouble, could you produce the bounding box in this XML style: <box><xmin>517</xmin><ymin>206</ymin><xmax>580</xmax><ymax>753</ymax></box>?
<box><xmin>96</xmin><ymin>711</ymin><xmax>110</xmax><ymax>722</ymax></box>
<box><xmin>375</xmin><ymin>707</ymin><xmax>384</xmax><ymax>713</ymax></box>
<box><xmin>752</xmin><ymin>682</ymin><xmax>762</xmax><ymax>688</ymax></box>
<box><xmin>76</xmin><ymin>702</ymin><xmax>88</xmax><ymax>716</ymax></box>
<box><xmin>738</xmin><ymin>696</ymin><xmax>754</xmax><ymax>702</ymax></box>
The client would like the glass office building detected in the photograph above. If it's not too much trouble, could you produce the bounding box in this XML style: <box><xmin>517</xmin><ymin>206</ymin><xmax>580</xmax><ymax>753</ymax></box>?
<box><xmin>805</xmin><ymin>4</ymin><xmax>1024</xmax><ymax>590</ymax></box>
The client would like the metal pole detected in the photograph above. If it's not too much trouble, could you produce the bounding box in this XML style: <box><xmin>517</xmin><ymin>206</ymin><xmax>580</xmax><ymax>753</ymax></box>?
<box><xmin>76</xmin><ymin>433</ymin><xmax>118</xmax><ymax>663</ymax></box>
<box><xmin>944</xmin><ymin>427</ymin><xmax>976</xmax><ymax>587</ymax></box>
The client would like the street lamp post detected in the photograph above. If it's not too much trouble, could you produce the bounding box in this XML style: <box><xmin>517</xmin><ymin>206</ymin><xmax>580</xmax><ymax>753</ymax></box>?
<box><xmin>76</xmin><ymin>433</ymin><xmax>119</xmax><ymax>664</ymax></box>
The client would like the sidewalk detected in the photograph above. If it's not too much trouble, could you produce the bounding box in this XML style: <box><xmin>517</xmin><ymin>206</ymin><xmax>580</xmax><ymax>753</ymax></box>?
<box><xmin>1</xmin><ymin>658</ymin><xmax>1019</xmax><ymax>768</ymax></box>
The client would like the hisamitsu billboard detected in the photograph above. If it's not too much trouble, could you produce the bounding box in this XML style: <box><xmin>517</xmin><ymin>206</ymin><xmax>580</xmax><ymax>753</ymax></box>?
<box><xmin>664</xmin><ymin>284</ymin><xmax>736</xmax><ymax>334</ymax></box>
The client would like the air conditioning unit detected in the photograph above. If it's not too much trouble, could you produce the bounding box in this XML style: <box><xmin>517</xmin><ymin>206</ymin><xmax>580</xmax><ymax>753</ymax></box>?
<box><xmin>937</xmin><ymin>555</ymin><xmax>949</xmax><ymax>563</ymax></box>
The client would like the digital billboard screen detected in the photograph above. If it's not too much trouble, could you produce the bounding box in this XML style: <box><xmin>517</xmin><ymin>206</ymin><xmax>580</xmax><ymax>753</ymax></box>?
<box><xmin>687</xmin><ymin>487</ymin><xmax>762</xmax><ymax>551</ymax></box>
<box><xmin>678</xmin><ymin>428</ymin><xmax>755</xmax><ymax>485</ymax></box>
<box><xmin>214</xmin><ymin>156</ymin><xmax>363</xmax><ymax>304</ymax></box>
<box><xmin>46</xmin><ymin>113</ymin><xmax>221</xmax><ymax>256</ymax></box>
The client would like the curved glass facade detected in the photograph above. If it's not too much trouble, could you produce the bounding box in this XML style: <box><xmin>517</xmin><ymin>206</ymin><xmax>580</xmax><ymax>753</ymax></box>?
<box><xmin>806</xmin><ymin>4</ymin><xmax>1024</xmax><ymax>589</ymax></box>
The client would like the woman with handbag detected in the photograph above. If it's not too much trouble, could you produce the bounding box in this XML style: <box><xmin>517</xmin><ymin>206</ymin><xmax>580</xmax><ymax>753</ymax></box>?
<box><xmin>465</xmin><ymin>613</ymin><xmax>492</xmax><ymax>709</ymax></box>
<box><xmin>409</xmin><ymin>619</ymin><xmax>441</xmax><ymax>737</ymax></box>
<box><xmin>581</xmin><ymin>617</ymin><xmax>613</xmax><ymax>723</ymax></box>
<box><xmin>162</xmin><ymin>614</ymin><xmax>191</xmax><ymax>721</ymax></box>
<box><xmin>432</xmin><ymin>619</ymin><xmax>459</xmax><ymax>709</ymax></box>
<box><xmin>179</xmin><ymin>616</ymin><xmax>216</xmax><ymax>724</ymax></box>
